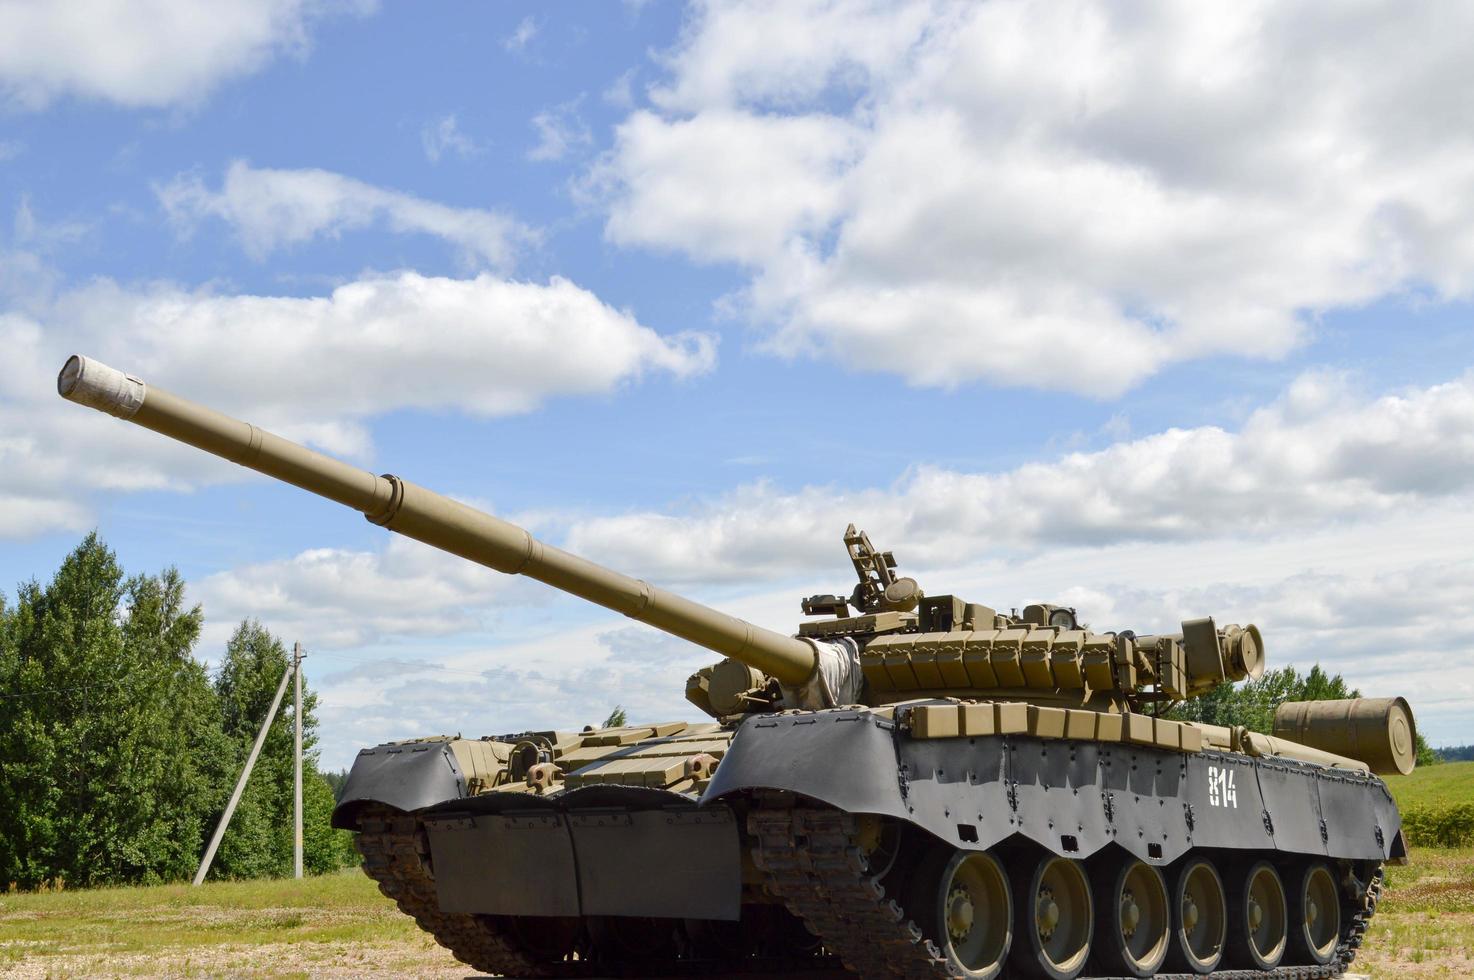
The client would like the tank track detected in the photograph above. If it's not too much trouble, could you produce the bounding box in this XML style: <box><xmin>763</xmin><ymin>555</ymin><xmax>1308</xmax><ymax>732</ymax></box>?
<box><xmin>354</xmin><ymin>803</ymin><xmax>840</xmax><ymax>978</ymax></box>
<box><xmin>356</xmin><ymin>805</ymin><xmax>581</xmax><ymax>978</ymax></box>
<box><xmin>749</xmin><ymin>801</ymin><xmax>1383</xmax><ymax>980</ymax></box>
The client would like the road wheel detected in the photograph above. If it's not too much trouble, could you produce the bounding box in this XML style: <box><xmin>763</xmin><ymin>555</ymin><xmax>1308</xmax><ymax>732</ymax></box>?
<box><xmin>910</xmin><ymin>847</ymin><xmax>1013</xmax><ymax>979</ymax></box>
<box><xmin>1093</xmin><ymin>856</ymin><xmax>1169</xmax><ymax>976</ymax></box>
<box><xmin>1010</xmin><ymin>853</ymin><xmax>1093</xmax><ymax>979</ymax></box>
<box><xmin>1227</xmin><ymin>860</ymin><xmax>1288</xmax><ymax>970</ymax></box>
<box><xmin>1288</xmin><ymin>862</ymin><xmax>1342</xmax><ymax>965</ymax></box>
<box><xmin>1166</xmin><ymin>857</ymin><xmax>1226</xmax><ymax>974</ymax></box>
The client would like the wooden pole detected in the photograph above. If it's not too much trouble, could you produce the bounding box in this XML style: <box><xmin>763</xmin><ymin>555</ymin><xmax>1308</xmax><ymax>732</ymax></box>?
<box><xmin>194</xmin><ymin>662</ymin><xmax>293</xmax><ymax>886</ymax></box>
<box><xmin>293</xmin><ymin>642</ymin><xmax>304</xmax><ymax>880</ymax></box>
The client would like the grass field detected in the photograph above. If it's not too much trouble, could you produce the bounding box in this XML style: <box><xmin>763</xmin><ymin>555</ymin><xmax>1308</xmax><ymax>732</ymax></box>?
<box><xmin>1390</xmin><ymin>760</ymin><xmax>1474</xmax><ymax>808</ymax></box>
<box><xmin>0</xmin><ymin>871</ymin><xmax>457</xmax><ymax>978</ymax></box>
<box><xmin>1</xmin><ymin>766</ymin><xmax>1471</xmax><ymax>978</ymax></box>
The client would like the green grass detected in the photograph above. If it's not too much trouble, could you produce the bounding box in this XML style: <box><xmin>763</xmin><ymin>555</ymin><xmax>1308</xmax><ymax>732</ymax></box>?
<box><xmin>1387</xmin><ymin>761</ymin><xmax>1474</xmax><ymax>848</ymax></box>
<box><xmin>0</xmin><ymin>870</ymin><xmax>450</xmax><ymax>977</ymax></box>
<box><xmin>1390</xmin><ymin>760</ymin><xmax>1474</xmax><ymax>808</ymax></box>
<box><xmin>1362</xmin><ymin>846</ymin><xmax>1474</xmax><ymax>978</ymax></box>
<box><xmin>1382</xmin><ymin>846</ymin><xmax>1474</xmax><ymax>914</ymax></box>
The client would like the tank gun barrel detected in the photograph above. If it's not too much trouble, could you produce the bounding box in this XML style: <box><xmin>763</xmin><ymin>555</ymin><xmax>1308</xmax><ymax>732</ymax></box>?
<box><xmin>57</xmin><ymin>355</ymin><xmax>818</xmax><ymax>686</ymax></box>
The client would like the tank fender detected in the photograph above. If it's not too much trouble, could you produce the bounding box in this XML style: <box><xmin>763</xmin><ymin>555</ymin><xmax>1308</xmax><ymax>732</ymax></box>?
<box><xmin>710</xmin><ymin>716</ymin><xmax>1405</xmax><ymax>868</ymax></box>
<box><xmin>702</xmin><ymin>709</ymin><xmax>909</xmax><ymax>818</ymax></box>
<box><xmin>895</xmin><ymin>737</ymin><xmax>1404</xmax><ymax>865</ymax></box>
<box><xmin>418</xmin><ymin>786</ymin><xmax>741</xmax><ymax>921</ymax></box>
<box><xmin>331</xmin><ymin>740</ymin><xmax>466</xmax><ymax>830</ymax></box>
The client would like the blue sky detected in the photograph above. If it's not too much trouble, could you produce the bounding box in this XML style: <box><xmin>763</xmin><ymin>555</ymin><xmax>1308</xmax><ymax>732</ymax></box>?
<box><xmin>3</xmin><ymin>1</ymin><xmax>1473</xmax><ymax>768</ymax></box>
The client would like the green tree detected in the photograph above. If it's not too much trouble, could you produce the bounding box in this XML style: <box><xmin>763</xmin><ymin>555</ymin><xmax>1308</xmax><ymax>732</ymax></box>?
<box><xmin>209</xmin><ymin>621</ymin><xmax>354</xmax><ymax>878</ymax></box>
<box><xmin>320</xmin><ymin>767</ymin><xmax>351</xmax><ymax>800</ymax></box>
<box><xmin>1415</xmin><ymin>732</ymin><xmax>1439</xmax><ymax>767</ymax></box>
<box><xmin>302</xmin><ymin>771</ymin><xmax>357</xmax><ymax>873</ymax></box>
<box><xmin>602</xmin><ymin>705</ymin><xmax>627</xmax><ymax>728</ymax></box>
<box><xmin>0</xmin><ymin>534</ymin><xmax>221</xmax><ymax>888</ymax></box>
<box><xmin>1169</xmin><ymin>664</ymin><xmax>1359</xmax><ymax>734</ymax></box>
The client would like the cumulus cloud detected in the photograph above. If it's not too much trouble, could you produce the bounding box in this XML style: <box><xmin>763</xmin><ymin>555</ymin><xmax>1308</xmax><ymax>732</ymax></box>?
<box><xmin>313</xmin><ymin>652</ymin><xmax>705</xmax><ymax>757</ymax></box>
<box><xmin>596</xmin><ymin>0</ymin><xmax>1474</xmax><ymax>395</ymax></box>
<box><xmin>0</xmin><ymin>271</ymin><xmax>715</xmax><ymax>534</ymax></box>
<box><xmin>157</xmin><ymin>162</ymin><xmax>532</xmax><ymax>269</ymax></box>
<box><xmin>0</xmin><ymin>0</ymin><xmax>366</xmax><ymax>110</ymax></box>
<box><xmin>564</xmin><ymin>370</ymin><xmax>1474</xmax><ymax>582</ymax></box>
<box><xmin>310</xmin><ymin>610</ymin><xmax>754</xmax><ymax>761</ymax></box>
<box><xmin>1003</xmin><ymin>556</ymin><xmax>1474</xmax><ymax>748</ymax></box>
<box><xmin>192</xmin><ymin>536</ymin><xmax>530</xmax><ymax>651</ymax></box>
<box><xmin>595</xmin><ymin>110</ymin><xmax>860</xmax><ymax>264</ymax></box>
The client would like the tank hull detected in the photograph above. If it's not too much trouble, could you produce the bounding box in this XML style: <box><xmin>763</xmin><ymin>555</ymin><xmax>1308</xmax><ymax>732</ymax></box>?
<box><xmin>335</xmin><ymin>709</ymin><xmax>1398</xmax><ymax>977</ymax></box>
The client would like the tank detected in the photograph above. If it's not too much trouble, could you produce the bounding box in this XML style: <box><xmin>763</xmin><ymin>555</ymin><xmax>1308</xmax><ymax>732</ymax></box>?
<box><xmin>60</xmin><ymin>354</ymin><xmax>1407</xmax><ymax>980</ymax></box>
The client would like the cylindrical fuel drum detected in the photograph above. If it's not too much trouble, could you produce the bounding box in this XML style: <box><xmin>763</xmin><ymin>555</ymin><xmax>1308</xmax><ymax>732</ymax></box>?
<box><xmin>1272</xmin><ymin>697</ymin><xmax>1417</xmax><ymax>776</ymax></box>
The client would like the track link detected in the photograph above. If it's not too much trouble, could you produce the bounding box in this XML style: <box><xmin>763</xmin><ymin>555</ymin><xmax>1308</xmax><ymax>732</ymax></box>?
<box><xmin>749</xmin><ymin>800</ymin><xmax>1383</xmax><ymax>980</ymax></box>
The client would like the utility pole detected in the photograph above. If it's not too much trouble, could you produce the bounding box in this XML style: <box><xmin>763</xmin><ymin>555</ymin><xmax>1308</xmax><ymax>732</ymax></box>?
<box><xmin>194</xmin><ymin>661</ymin><xmax>293</xmax><ymax>886</ymax></box>
<box><xmin>293</xmin><ymin>642</ymin><xmax>304</xmax><ymax>880</ymax></box>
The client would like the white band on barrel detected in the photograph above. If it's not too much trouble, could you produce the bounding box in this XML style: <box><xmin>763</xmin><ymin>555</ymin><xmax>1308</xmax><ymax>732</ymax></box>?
<box><xmin>57</xmin><ymin>354</ymin><xmax>147</xmax><ymax>419</ymax></box>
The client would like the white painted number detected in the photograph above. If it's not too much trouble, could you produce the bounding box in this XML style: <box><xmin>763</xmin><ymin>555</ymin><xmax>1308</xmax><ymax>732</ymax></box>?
<box><xmin>1207</xmin><ymin>765</ymin><xmax>1238</xmax><ymax>809</ymax></box>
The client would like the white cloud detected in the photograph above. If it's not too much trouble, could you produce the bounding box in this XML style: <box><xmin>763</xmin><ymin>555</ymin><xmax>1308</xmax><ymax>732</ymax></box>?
<box><xmin>193</xmin><ymin>536</ymin><xmax>528</xmax><ymax>651</ymax></box>
<box><xmin>0</xmin><ymin>0</ymin><xmax>368</xmax><ymax>110</ymax></box>
<box><xmin>307</xmin><ymin>586</ymin><xmax>791</xmax><ymax>762</ymax></box>
<box><xmin>596</xmin><ymin>110</ymin><xmax>860</xmax><ymax>265</ymax></box>
<box><xmin>503</xmin><ymin>15</ymin><xmax>538</xmax><ymax>53</ymax></box>
<box><xmin>596</xmin><ymin>0</ymin><xmax>1474</xmax><ymax>395</ymax></box>
<box><xmin>157</xmin><ymin>161</ymin><xmax>532</xmax><ymax>270</ymax></box>
<box><xmin>0</xmin><ymin>271</ymin><xmax>715</xmax><ymax>535</ymax></box>
<box><xmin>0</xmin><ymin>487</ymin><xmax>88</xmax><ymax>538</ymax></box>
<box><xmin>564</xmin><ymin>370</ymin><xmax>1474</xmax><ymax>583</ymax></box>
<box><xmin>421</xmin><ymin>114</ymin><xmax>481</xmax><ymax>163</ymax></box>
<box><xmin>315</xmin><ymin>642</ymin><xmax>710</xmax><ymax>760</ymax></box>
<box><xmin>528</xmin><ymin>100</ymin><xmax>593</xmax><ymax>163</ymax></box>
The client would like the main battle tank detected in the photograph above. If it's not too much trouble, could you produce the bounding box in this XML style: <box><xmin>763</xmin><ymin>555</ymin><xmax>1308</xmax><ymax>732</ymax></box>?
<box><xmin>60</xmin><ymin>354</ymin><xmax>1412</xmax><ymax>980</ymax></box>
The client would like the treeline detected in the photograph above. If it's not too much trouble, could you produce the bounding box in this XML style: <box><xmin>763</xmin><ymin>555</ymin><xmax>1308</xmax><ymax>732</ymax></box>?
<box><xmin>1168</xmin><ymin>663</ymin><xmax>1439</xmax><ymax>766</ymax></box>
<box><xmin>0</xmin><ymin>535</ymin><xmax>356</xmax><ymax>890</ymax></box>
<box><xmin>1437</xmin><ymin>744</ymin><xmax>1474</xmax><ymax>762</ymax></box>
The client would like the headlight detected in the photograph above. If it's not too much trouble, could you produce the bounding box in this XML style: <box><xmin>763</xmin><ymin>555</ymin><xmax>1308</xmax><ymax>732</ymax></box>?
<box><xmin>1048</xmin><ymin>607</ymin><xmax>1077</xmax><ymax>630</ymax></box>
